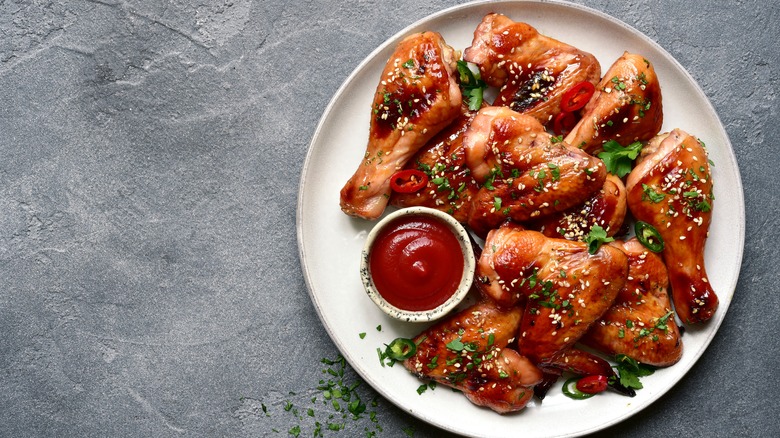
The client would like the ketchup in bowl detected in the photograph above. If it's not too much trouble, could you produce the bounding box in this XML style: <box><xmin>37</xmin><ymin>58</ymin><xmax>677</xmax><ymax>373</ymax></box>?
<box><xmin>361</xmin><ymin>207</ymin><xmax>475</xmax><ymax>322</ymax></box>
<box><xmin>369</xmin><ymin>215</ymin><xmax>464</xmax><ymax>311</ymax></box>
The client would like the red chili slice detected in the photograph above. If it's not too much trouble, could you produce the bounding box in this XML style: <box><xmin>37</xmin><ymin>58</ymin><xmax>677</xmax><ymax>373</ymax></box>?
<box><xmin>575</xmin><ymin>375</ymin><xmax>609</xmax><ymax>394</ymax></box>
<box><xmin>553</xmin><ymin>111</ymin><xmax>577</xmax><ymax>136</ymax></box>
<box><xmin>389</xmin><ymin>169</ymin><xmax>428</xmax><ymax>193</ymax></box>
<box><xmin>560</xmin><ymin>81</ymin><xmax>596</xmax><ymax>112</ymax></box>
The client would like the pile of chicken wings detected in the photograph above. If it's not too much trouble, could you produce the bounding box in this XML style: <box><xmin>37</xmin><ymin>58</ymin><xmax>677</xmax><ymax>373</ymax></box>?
<box><xmin>340</xmin><ymin>13</ymin><xmax>717</xmax><ymax>414</ymax></box>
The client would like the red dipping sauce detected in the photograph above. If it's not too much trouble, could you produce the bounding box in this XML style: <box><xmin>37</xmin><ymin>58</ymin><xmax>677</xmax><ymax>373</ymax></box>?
<box><xmin>368</xmin><ymin>215</ymin><xmax>465</xmax><ymax>312</ymax></box>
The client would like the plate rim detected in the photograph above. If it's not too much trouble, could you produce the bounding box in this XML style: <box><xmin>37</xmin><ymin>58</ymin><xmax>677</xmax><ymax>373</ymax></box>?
<box><xmin>296</xmin><ymin>0</ymin><xmax>746</xmax><ymax>436</ymax></box>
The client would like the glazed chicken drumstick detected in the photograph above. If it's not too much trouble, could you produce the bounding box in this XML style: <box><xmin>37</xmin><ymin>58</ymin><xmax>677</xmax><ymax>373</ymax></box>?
<box><xmin>565</xmin><ymin>52</ymin><xmax>663</xmax><ymax>154</ymax></box>
<box><xmin>626</xmin><ymin>129</ymin><xmax>717</xmax><ymax>324</ymax></box>
<box><xmin>340</xmin><ymin>31</ymin><xmax>462</xmax><ymax>219</ymax></box>
<box><xmin>582</xmin><ymin>238</ymin><xmax>683</xmax><ymax>367</ymax></box>
<box><xmin>464</xmin><ymin>13</ymin><xmax>601</xmax><ymax>127</ymax></box>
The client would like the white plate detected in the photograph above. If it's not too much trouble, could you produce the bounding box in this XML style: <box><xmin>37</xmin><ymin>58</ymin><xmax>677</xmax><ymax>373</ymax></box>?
<box><xmin>296</xmin><ymin>1</ymin><xmax>745</xmax><ymax>436</ymax></box>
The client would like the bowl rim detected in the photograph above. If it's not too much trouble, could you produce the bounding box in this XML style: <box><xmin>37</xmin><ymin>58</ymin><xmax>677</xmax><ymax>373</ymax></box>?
<box><xmin>360</xmin><ymin>206</ymin><xmax>476</xmax><ymax>323</ymax></box>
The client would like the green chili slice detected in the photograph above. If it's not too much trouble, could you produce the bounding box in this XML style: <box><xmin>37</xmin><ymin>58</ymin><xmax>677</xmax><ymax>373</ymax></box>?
<box><xmin>562</xmin><ymin>377</ymin><xmax>595</xmax><ymax>400</ymax></box>
<box><xmin>385</xmin><ymin>338</ymin><xmax>417</xmax><ymax>361</ymax></box>
<box><xmin>634</xmin><ymin>221</ymin><xmax>664</xmax><ymax>253</ymax></box>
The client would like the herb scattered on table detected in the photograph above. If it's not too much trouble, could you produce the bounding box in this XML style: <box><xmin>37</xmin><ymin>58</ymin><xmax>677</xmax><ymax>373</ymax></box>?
<box><xmin>254</xmin><ymin>353</ymin><xmax>422</xmax><ymax>436</ymax></box>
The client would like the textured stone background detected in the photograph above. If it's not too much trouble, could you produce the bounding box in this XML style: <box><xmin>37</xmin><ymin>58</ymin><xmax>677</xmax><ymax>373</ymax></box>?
<box><xmin>1</xmin><ymin>0</ymin><xmax>777</xmax><ymax>437</ymax></box>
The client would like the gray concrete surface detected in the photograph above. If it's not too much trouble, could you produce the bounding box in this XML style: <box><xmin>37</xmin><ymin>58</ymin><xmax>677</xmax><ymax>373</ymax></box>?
<box><xmin>1</xmin><ymin>0</ymin><xmax>777</xmax><ymax>437</ymax></box>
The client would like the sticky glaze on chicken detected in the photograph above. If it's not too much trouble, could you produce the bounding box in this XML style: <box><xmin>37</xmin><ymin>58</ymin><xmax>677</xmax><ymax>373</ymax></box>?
<box><xmin>389</xmin><ymin>106</ymin><xmax>479</xmax><ymax>222</ymax></box>
<box><xmin>463</xmin><ymin>13</ymin><xmax>601</xmax><ymax>127</ymax></box>
<box><xmin>565</xmin><ymin>52</ymin><xmax>663</xmax><ymax>154</ymax></box>
<box><xmin>475</xmin><ymin>223</ymin><xmax>633</xmax><ymax>396</ymax></box>
<box><xmin>340</xmin><ymin>32</ymin><xmax>462</xmax><ymax>219</ymax></box>
<box><xmin>626</xmin><ymin>129</ymin><xmax>717</xmax><ymax>324</ymax></box>
<box><xmin>582</xmin><ymin>238</ymin><xmax>683</xmax><ymax>367</ymax></box>
<box><xmin>530</xmin><ymin>174</ymin><xmax>627</xmax><ymax>241</ymax></box>
<box><xmin>403</xmin><ymin>301</ymin><xmax>543</xmax><ymax>414</ymax></box>
<box><xmin>462</xmin><ymin>106</ymin><xmax>606</xmax><ymax>237</ymax></box>
<box><xmin>476</xmin><ymin>224</ymin><xmax>627</xmax><ymax>361</ymax></box>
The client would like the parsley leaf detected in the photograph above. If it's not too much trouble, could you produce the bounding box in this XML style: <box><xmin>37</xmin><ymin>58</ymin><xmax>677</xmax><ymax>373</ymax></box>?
<box><xmin>445</xmin><ymin>337</ymin><xmax>465</xmax><ymax>352</ymax></box>
<box><xmin>456</xmin><ymin>60</ymin><xmax>487</xmax><ymax>111</ymax></box>
<box><xmin>597</xmin><ymin>140</ymin><xmax>643</xmax><ymax>177</ymax></box>
<box><xmin>584</xmin><ymin>225</ymin><xmax>614</xmax><ymax>254</ymax></box>
<box><xmin>612</xmin><ymin>354</ymin><xmax>655</xmax><ymax>390</ymax></box>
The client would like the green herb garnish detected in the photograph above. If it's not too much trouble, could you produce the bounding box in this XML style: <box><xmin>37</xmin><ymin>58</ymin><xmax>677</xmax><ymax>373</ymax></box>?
<box><xmin>597</xmin><ymin>140</ymin><xmax>643</xmax><ymax>177</ymax></box>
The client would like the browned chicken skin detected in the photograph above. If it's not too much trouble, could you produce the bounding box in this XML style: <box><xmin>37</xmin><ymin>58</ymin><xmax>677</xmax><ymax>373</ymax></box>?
<box><xmin>464</xmin><ymin>13</ymin><xmax>601</xmax><ymax>127</ymax></box>
<box><xmin>403</xmin><ymin>301</ymin><xmax>543</xmax><ymax>414</ymax></box>
<box><xmin>565</xmin><ymin>52</ymin><xmax>663</xmax><ymax>154</ymax></box>
<box><xmin>389</xmin><ymin>105</ymin><xmax>479</xmax><ymax>222</ymax></box>
<box><xmin>340</xmin><ymin>31</ymin><xmax>462</xmax><ymax>219</ymax></box>
<box><xmin>582</xmin><ymin>238</ymin><xmax>683</xmax><ymax>366</ymax></box>
<box><xmin>462</xmin><ymin>106</ymin><xmax>606</xmax><ymax>237</ymax></box>
<box><xmin>530</xmin><ymin>174</ymin><xmax>627</xmax><ymax>241</ymax></box>
<box><xmin>626</xmin><ymin>129</ymin><xmax>717</xmax><ymax>324</ymax></box>
<box><xmin>476</xmin><ymin>224</ymin><xmax>632</xmax><ymax>395</ymax></box>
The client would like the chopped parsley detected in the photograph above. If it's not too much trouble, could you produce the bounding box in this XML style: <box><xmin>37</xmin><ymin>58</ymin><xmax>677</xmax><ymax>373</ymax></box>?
<box><xmin>641</xmin><ymin>184</ymin><xmax>665</xmax><ymax>203</ymax></box>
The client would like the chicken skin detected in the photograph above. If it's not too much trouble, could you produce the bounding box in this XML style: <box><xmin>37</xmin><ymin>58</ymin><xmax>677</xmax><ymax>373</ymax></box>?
<box><xmin>389</xmin><ymin>105</ymin><xmax>479</xmax><ymax>222</ymax></box>
<box><xmin>565</xmin><ymin>52</ymin><xmax>663</xmax><ymax>154</ymax></box>
<box><xmin>582</xmin><ymin>238</ymin><xmax>683</xmax><ymax>367</ymax></box>
<box><xmin>475</xmin><ymin>225</ymin><xmax>627</xmax><ymax>361</ymax></box>
<box><xmin>626</xmin><ymin>129</ymin><xmax>717</xmax><ymax>324</ymax></box>
<box><xmin>403</xmin><ymin>301</ymin><xmax>543</xmax><ymax>414</ymax></box>
<box><xmin>462</xmin><ymin>106</ymin><xmax>606</xmax><ymax>237</ymax></box>
<box><xmin>530</xmin><ymin>174</ymin><xmax>627</xmax><ymax>241</ymax></box>
<box><xmin>463</xmin><ymin>13</ymin><xmax>601</xmax><ymax>127</ymax></box>
<box><xmin>340</xmin><ymin>32</ymin><xmax>462</xmax><ymax>219</ymax></box>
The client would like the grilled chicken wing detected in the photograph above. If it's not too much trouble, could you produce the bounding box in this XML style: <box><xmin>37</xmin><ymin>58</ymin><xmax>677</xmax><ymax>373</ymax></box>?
<box><xmin>582</xmin><ymin>238</ymin><xmax>683</xmax><ymax>366</ymax></box>
<box><xmin>565</xmin><ymin>52</ymin><xmax>663</xmax><ymax>154</ymax></box>
<box><xmin>530</xmin><ymin>174</ymin><xmax>627</xmax><ymax>241</ymax></box>
<box><xmin>475</xmin><ymin>224</ymin><xmax>630</xmax><ymax>395</ymax></box>
<box><xmin>462</xmin><ymin>106</ymin><xmax>606</xmax><ymax>237</ymax></box>
<box><xmin>463</xmin><ymin>13</ymin><xmax>601</xmax><ymax>127</ymax></box>
<box><xmin>389</xmin><ymin>105</ymin><xmax>479</xmax><ymax>222</ymax></box>
<box><xmin>476</xmin><ymin>223</ymin><xmax>627</xmax><ymax>336</ymax></box>
<box><xmin>626</xmin><ymin>129</ymin><xmax>717</xmax><ymax>324</ymax></box>
<box><xmin>340</xmin><ymin>32</ymin><xmax>462</xmax><ymax>219</ymax></box>
<box><xmin>403</xmin><ymin>301</ymin><xmax>543</xmax><ymax>414</ymax></box>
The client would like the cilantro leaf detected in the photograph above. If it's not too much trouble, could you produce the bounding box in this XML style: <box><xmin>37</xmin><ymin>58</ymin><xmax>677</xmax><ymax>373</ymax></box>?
<box><xmin>445</xmin><ymin>337</ymin><xmax>465</xmax><ymax>352</ymax></box>
<box><xmin>456</xmin><ymin>60</ymin><xmax>487</xmax><ymax>111</ymax></box>
<box><xmin>597</xmin><ymin>140</ymin><xmax>643</xmax><ymax>177</ymax></box>
<box><xmin>584</xmin><ymin>225</ymin><xmax>614</xmax><ymax>254</ymax></box>
<box><xmin>613</xmin><ymin>354</ymin><xmax>655</xmax><ymax>390</ymax></box>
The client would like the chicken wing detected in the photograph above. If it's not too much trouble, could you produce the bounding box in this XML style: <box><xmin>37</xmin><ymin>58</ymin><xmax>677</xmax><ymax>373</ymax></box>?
<box><xmin>340</xmin><ymin>32</ymin><xmax>462</xmax><ymax>219</ymax></box>
<box><xmin>388</xmin><ymin>105</ymin><xmax>479</xmax><ymax>222</ymax></box>
<box><xmin>403</xmin><ymin>301</ymin><xmax>543</xmax><ymax>414</ymax></box>
<box><xmin>475</xmin><ymin>223</ymin><xmax>628</xmax><ymax>341</ymax></box>
<box><xmin>463</xmin><ymin>13</ymin><xmax>601</xmax><ymax>127</ymax></box>
<box><xmin>582</xmin><ymin>238</ymin><xmax>683</xmax><ymax>367</ymax></box>
<box><xmin>565</xmin><ymin>52</ymin><xmax>663</xmax><ymax>154</ymax></box>
<box><xmin>626</xmin><ymin>129</ymin><xmax>717</xmax><ymax>324</ymax></box>
<box><xmin>462</xmin><ymin>106</ymin><xmax>606</xmax><ymax>237</ymax></box>
<box><xmin>530</xmin><ymin>174</ymin><xmax>627</xmax><ymax>241</ymax></box>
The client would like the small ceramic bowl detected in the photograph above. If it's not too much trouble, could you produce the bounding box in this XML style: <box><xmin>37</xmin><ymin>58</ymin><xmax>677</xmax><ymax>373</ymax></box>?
<box><xmin>360</xmin><ymin>206</ymin><xmax>476</xmax><ymax>323</ymax></box>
